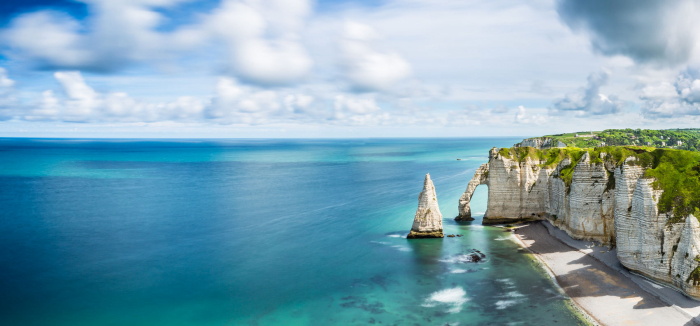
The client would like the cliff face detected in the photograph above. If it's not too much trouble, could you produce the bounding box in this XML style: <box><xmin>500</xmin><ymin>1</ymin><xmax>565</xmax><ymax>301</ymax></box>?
<box><xmin>458</xmin><ymin>147</ymin><xmax>700</xmax><ymax>298</ymax></box>
<box><xmin>515</xmin><ymin>137</ymin><xmax>566</xmax><ymax>149</ymax></box>
<box><xmin>408</xmin><ymin>173</ymin><xmax>444</xmax><ymax>238</ymax></box>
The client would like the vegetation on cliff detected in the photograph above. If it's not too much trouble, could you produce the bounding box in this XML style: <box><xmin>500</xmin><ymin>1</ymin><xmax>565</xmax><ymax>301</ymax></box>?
<box><xmin>524</xmin><ymin>128</ymin><xmax>700</xmax><ymax>150</ymax></box>
<box><xmin>497</xmin><ymin>145</ymin><xmax>700</xmax><ymax>221</ymax></box>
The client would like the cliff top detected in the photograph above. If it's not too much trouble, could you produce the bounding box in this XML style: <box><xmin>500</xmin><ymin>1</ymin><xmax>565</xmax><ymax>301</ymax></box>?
<box><xmin>519</xmin><ymin>128</ymin><xmax>700</xmax><ymax>151</ymax></box>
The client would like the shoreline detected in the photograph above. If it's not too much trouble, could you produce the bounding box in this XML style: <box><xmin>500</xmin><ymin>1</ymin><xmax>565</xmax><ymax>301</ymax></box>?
<box><xmin>512</xmin><ymin>221</ymin><xmax>699</xmax><ymax>326</ymax></box>
<box><xmin>510</xmin><ymin>225</ymin><xmax>600</xmax><ymax>326</ymax></box>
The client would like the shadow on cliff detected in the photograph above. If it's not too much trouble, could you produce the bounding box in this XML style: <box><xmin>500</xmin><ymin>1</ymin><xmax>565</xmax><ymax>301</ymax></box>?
<box><xmin>517</xmin><ymin>221</ymin><xmax>672</xmax><ymax>310</ymax></box>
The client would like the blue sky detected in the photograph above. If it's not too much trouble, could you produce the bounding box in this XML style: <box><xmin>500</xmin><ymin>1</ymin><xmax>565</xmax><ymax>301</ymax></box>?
<box><xmin>1</xmin><ymin>0</ymin><xmax>700</xmax><ymax>138</ymax></box>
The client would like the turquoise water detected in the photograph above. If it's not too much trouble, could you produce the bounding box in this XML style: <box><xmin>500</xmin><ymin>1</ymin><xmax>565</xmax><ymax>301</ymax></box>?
<box><xmin>0</xmin><ymin>138</ymin><xmax>588</xmax><ymax>325</ymax></box>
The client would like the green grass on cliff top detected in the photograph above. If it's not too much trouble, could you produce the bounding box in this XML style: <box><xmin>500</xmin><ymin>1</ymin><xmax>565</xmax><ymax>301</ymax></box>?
<box><xmin>499</xmin><ymin>145</ymin><xmax>700</xmax><ymax>221</ymax></box>
<box><xmin>534</xmin><ymin>128</ymin><xmax>700</xmax><ymax>151</ymax></box>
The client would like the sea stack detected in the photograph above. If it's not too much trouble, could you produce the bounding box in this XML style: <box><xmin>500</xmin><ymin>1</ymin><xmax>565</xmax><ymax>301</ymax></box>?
<box><xmin>407</xmin><ymin>173</ymin><xmax>444</xmax><ymax>238</ymax></box>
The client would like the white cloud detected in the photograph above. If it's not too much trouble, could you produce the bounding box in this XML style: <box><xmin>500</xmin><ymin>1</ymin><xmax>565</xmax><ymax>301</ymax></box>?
<box><xmin>639</xmin><ymin>70</ymin><xmax>700</xmax><ymax>118</ymax></box>
<box><xmin>0</xmin><ymin>68</ymin><xmax>16</xmax><ymax>88</ymax></box>
<box><xmin>25</xmin><ymin>91</ymin><xmax>61</xmax><ymax>121</ymax></box>
<box><xmin>1</xmin><ymin>0</ymin><xmax>313</xmax><ymax>84</ymax></box>
<box><xmin>43</xmin><ymin>71</ymin><xmax>207</xmax><ymax>122</ymax></box>
<box><xmin>514</xmin><ymin>106</ymin><xmax>548</xmax><ymax>125</ymax></box>
<box><xmin>639</xmin><ymin>82</ymin><xmax>678</xmax><ymax>100</ymax></box>
<box><xmin>333</xmin><ymin>95</ymin><xmax>380</xmax><ymax>117</ymax></box>
<box><xmin>340</xmin><ymin>21</ymin><xmax>412</xmax><ymax>91</ymax></box>
<box><xmin>204</xmin><ymin>77</ymin><xmax>287</xmax><ymax>124</ymax></box>
<box><xmin>549</xmin><ymin>71</ymin><xmax>626</xmax><ymax>116</ymax></box>
<box><xmin>54</xmin><ymin>71</ymin><xmax>100</xmax><ymax>121</ymax></box>
<box><xmin>207</xmin><ymin>0</ymin><xmax>313</xmax><ymax>85</ymax></box>
<box><xmin>3</xmin><ymin>12</ymin><xmax>93</xmax><ymax>69</ymax></box>
<box><xmin>284</xmin><ymin>94</ymin><xmax>315</xmax><ymax>113</ymax></box>
<box><xmin>0</xmin><ymin>68</ymin><xmax>17</xmax><ymax>120</ymax></box>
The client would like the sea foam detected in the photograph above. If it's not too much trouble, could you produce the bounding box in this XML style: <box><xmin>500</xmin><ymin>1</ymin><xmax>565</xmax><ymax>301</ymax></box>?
<box><xmin>422</xmin><ymin>287</ymin><xmax>469</xmax><ymax>313</ymax></box>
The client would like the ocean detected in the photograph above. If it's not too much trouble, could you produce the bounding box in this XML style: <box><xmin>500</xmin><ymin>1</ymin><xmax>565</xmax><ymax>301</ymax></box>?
<box><xmin>0</xmin><ymin>138</ymin><xmax>589</xmax><ymax>325</ymax></box>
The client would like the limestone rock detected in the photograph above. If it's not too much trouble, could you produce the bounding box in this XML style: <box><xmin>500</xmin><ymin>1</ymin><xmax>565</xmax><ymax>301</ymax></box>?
<box><xmin>560</xmin><ymin>152</ymin><xmax>614</xmax><ymax>244</ymax></box>
<box><xmin>460</xmin><ymin>145</ymin><xmax>700</xmax><ymax>298</ymax></box>
<box><xmin>456</xmin><ymin>163</ymin><xmax>489</xmax><ymax>221</ymax></box>
<box><xmin>515</xmin><ymin>137</ymin><xmax>566</xmax><ymax>149</ymax></box>
<box><xmin>408</xmin><ymin>174</ymin><xmax>444</xmax><ymax>238</ymax></box>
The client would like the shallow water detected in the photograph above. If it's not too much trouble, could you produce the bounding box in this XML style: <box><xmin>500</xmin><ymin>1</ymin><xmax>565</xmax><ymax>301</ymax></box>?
<box><xmin>0</xmin><ymin>138</ymin><xmax>588</xmax><ymax>325</ymax></box>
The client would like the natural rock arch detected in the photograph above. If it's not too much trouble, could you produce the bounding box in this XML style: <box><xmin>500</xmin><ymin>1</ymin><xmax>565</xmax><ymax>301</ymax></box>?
<box><xmin>455</xmin><ymin>163</ymin><xmax>489</xmax><ymax>221</ymax></box>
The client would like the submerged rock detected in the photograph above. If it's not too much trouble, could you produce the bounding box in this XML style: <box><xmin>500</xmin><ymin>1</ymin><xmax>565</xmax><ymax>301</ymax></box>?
<box><xmin>408</xmin><ymin>174</ymin><xmax>444</xmax><ymax>238</ymax></box>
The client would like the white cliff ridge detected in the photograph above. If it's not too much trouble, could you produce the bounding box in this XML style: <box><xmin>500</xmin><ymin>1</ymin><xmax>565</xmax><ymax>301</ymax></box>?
<box><xmin>408</xmin><ymin>173</ymin><xmax>444</xmax><ymax>238</ymax></box>
<box><xmin>457</xmin><ymin>146</ymin><xmax>700</xmax><ymax>299</ymax></box>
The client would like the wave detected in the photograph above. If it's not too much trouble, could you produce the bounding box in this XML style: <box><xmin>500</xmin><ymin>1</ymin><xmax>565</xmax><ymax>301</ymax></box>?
<box><xmin>422</xmin><ymin>287</ymin><xmax>469</xmax><ymax>313</ymax></box>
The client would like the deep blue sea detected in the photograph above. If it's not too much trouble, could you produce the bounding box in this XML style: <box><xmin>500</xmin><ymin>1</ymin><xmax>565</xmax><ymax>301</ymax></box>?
<box><xmin>0</xmin><ymin>138</ymin><xmax>588</xmax><ymax>325</ymax></box>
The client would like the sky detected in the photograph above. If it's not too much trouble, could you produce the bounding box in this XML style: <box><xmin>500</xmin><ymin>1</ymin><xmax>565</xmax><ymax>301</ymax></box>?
<box><xmin>1</xmin><ymin>0</ymin><xmax>700</xmax><ymax>138</ymax></box>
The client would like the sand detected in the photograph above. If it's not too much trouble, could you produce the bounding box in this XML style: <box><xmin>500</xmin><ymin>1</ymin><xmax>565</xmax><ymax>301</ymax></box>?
<box><xmin>514</xmin><ymin>221</ymin><xmax>700</xmax><ymax>326</ymax></box>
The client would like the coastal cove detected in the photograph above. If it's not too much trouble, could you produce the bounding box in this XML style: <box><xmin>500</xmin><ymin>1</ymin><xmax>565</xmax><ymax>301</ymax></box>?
<box><xmin>0</xmin><ymin>138</ymin><xmax>590</xmax><ymax>325</ymax></box>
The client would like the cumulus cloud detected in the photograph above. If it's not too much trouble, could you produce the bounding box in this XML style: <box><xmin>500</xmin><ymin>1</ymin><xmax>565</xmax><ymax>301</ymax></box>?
<box><xmin>640</xmin><ymin>69</ymin><xmax>700</xmax><ymax>118</ymax></box>
<box><xmin>26</xmin><ymin>71</ymin><xmax>207</xmax><ymax>122</ymax></box>
<box><xmin>204</xmin><ymin>77</ymin><xmax>293</xmax><ymax>124</ymax></box>
<box><xmin>549</xmin><ymin>71</ymin><xmax>626</xmax><ymax>116</ymax></box>
<box><xmin>1</xmin><ymin>0</ymin><xmax>314</xmax><ymax>84</ymax></box>
<box><xmin>3</xmin><ymin>11</ymin><xmax>94</xmax><ymax>69</ymax></box>
<box><xmin>340</xmin><ymin>21</ymin><xmax>412</xmax><ymax>91</ymax></box>
<box><xmin>0</xmin><ymin>68</ymin><xmax>17</xmax><ymax>120</ymax></box>
<box><xmin>2</xmin><ymin>0</ymin><xmax>190</xmax><ymax>71</ymax></box>
<box><xmin>207</xmin><ymin>0</ymin><xmax>313</xmax><ymax>85</ymax></box>
<box><xmin>0</xmin><ymin>69</ymin><xmax>386</xmax><ymax>125</ymax></box>
<box><xmin>556</xmin><ymin>0</ymin><xmax>700</xmax><ymax>65</ymax></box>
<box><xmin>514</xmin><ymin>106</ymin><xmax>547</xmax><ymax>124</ymax></box>
<box><xmin>54</xmin><ymin>71</ymin><xmax>100</xmax><ymax>120</ymax></box>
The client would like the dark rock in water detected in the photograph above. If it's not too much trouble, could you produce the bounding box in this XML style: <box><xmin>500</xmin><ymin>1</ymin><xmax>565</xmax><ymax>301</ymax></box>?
<box><xmin>407</xmin><ymin>231</ymin><xmax>444</xmax><ymax>238</ymax></box>
<box><xmin>370</xmin><ymin>275</ymin><xmax>398</xmax><ymax>291</ymax></box>
<box><xmin>340</xmin><ymin>296</ymin><xmax>386</xmax><ymax>314</ymax></box>
<box><xmin>447</xmin><ymin>234</ymin><xmax>455</xmax><ymax>237</ymax></box>
<box><xmin>469</xmin><ymin>253</ymin><xmax>482</xmax><ymax>262</ymax></box>
<box><xmin>456</xmin><ymin>234</ymin><xmax>463</xmax><ymax>237</ymax></box>
<box><xmin>454</xmin><ymin>215</ymin><xmax>475</xmax><ymax>222</ymax></box>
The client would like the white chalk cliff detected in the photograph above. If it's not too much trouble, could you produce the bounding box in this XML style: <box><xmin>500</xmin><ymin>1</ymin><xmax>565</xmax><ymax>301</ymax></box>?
<box><xmin>458</xmin><ymin>147</ymin><xmax>700</xmax><ymax>299</ymax></box>
<box><xmin>408</xmin><ymin>173</ymin><xmax>444</xmax><ymax>238</ymax></box>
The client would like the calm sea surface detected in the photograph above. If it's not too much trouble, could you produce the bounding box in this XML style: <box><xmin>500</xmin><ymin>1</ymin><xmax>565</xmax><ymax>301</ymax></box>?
<box><xmin>0</xmin><ymin>138</ymin><xmax>588</xmax><ymax>325</ymax></box>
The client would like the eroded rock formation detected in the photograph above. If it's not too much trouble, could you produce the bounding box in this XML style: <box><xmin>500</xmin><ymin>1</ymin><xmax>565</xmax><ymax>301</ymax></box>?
<box><xmin>457</xmin><ymin>146</ymin><xmax>700</xmax><ymax>299</ymax></box>
<box><xmin>456</xmin><ymin>163</ymin><xmax>488</xmax><ymax>221</ymax></box>
<box><xmin>408</xmin><ymin>173</ymin><xmax>444</xmax><ymax>238</ymax></box>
